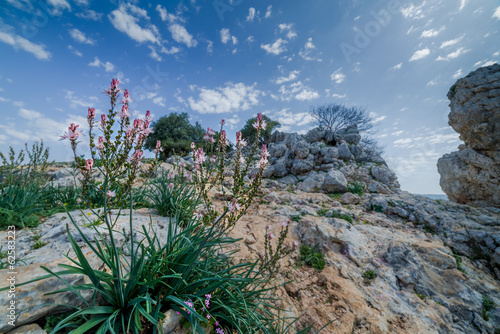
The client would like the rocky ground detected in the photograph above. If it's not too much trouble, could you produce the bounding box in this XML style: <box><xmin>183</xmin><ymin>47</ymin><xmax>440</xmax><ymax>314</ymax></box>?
<box><xmin>1</xmin><ymin>173</ymin><xmax>499</xmax><ymax>333</ymax></box>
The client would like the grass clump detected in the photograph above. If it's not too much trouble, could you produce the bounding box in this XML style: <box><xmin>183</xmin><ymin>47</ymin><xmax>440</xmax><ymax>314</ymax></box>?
<box><xmin>299</xmin><ymin>245</ymin><xmax>326</xmax><ymax>271</ymax></box>
<box><xmin>482</xmin><ymin>294</ymin><xmax>496</xmax><ymax>321</ymax></box>
<box><xmin>330</xmin><ymin>210</ymin><xmax>353</xmax><ymax>224</ymax></box>
<box><xmin>362</xmin><ymin>270</ymin><xmax>377</xmax><ymax>285</ymax></box>
<box><xmin>347</xmin><ymin>181</ymin><xmax>364</xmax><ymax>196</ymax></box>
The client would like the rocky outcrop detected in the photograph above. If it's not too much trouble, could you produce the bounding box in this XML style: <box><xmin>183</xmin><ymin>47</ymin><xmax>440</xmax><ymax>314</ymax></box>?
<box><xmin>265</xmin><ymin>126</ymin><xmax>400</xmax><ymax>194</ymax></box>
<box><xmin>438</xmin><ymin>64</ymin><xmax>500</xmax><ymax>207</ymax></box>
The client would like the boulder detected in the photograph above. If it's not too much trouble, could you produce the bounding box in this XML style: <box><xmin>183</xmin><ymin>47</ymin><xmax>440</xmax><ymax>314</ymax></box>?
<box><xmin>320</xmin><ymin>147</ymin><xmax>339</xmax><ymax>164</ymax></box>
<box><xmin>340</xmin><ymin>192</ymin><xmax>360</xmax><ymax>205</ymax></box>
<box><xmin>322</xmin><ymin>169</ymin><xmax>348</xmax><ymax>193</ymax></box>
<box><xmin>291</xmin><ymin>155</ymin><xmax>315</xmax><ymax>175</ymax></box>
<box><xmin>304</xmin><ymin>127</ymin><xmax>326</xmax><ymax>143</ymax></box>
<box><xmin>268</xmin><ymin>143</ymin><xmax>287</xmax><ymax>159</ymax></box>
<box><xmin>291</xmin><ymin>141</ymin><xmax>311</xmax><ymax>159</ymax></box>
<box><xmin>438</xmin><ymin>64</ymin><xmax>500</xmax><ymax>207</ymax></box>
<box><xmin>338</xmin><ymin>142</ymin><xmax>354</xmax><ymax>161</ymax></box>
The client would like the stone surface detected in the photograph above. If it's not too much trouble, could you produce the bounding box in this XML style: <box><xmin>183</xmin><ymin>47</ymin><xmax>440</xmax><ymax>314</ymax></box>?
<box><xmin>438</xmin><ymin>64</ymin><xmax>500</xmax><ymax>208</ymax></box>
<box><xmin>7</xmin><ymin>324</ymin><xmax>46</xmax><ymax>334</ymax></box>
<box><xmin>340</xmin><ymin>192</ymin><xmax>360</xmax><ymax>205</ymax></box>
<box><xmin>322</xmin><ymin>169</ymin><xmax>348</xmax><ymax>193</ymax></box>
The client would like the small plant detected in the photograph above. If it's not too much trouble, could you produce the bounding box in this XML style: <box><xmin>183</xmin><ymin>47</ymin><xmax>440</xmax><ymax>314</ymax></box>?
<box><xmin>482</xmin><ymin>294</ymin><xmax>496</xmax><ymax>321</ymax></box>
<box><xmin>453</xmin><ymin>254</ymin><xmax>466</xmax><ymax>273</ymax></box>
<box><xmin>316</xmin><ymin>209</ymin><xmax>329</xmax><ymax>217</ymax></box>
<box><xmin>330</xmin><ymin>210</ymin><xmax>353</xmax><ymax>224</ymax></box>
<box><xmin>291</xmin><ymin>215</ymin><xmax>302</xmax><ymax>222</ymax></box>
<box><xmin>347</xmin><ymin>181</ymin><xmax>364</xmax><ymax>196</ymax></box>
<box><xmin>362</xmin><ymin>270</ymin><xmax>377</xmax><ymax>285</ymax></box>
<box><xmin>299</xmin><ymin>245</ymin><xmax>326</xmax><ymax>271</ymax></box>
<box><xmin>371</xmin><ymin>204</ymin><xmax>383</xmax><ymax>213</ymax></box>
<box><xmin>33</xmin><ymin>239</ymin><xmax>47</xmax><ymax>249</ymax></box>
<box><xmin>414</xmin><ymin>291</ymin><xmax>426</xmax><ymax>300</ymax></box>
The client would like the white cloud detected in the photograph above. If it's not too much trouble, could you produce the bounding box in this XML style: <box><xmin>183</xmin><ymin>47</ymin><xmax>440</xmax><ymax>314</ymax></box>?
<box><xmin>149</xmin><ymin>46</ymin><xmax>162</xmax><ymax>61</ymax></box>
<box><xmin>68</xmin><ymin>45</ymin><xmax>82</xmax><ymax>57</ymax></box>
<box><xmin>153</xmin><ymin>96</ymin><xmax>166</xmax><ymax>107</ymax></box>
<box><xmin>401</xmin><ymin>1</ymin><xmax>427</xmax><ymax>20</ymax></box>
<box><xmin>261</xmin><ymin>38</ymin><xmax>287</xmax><ymax>55</ymax></box>
<box><xmin>19</xmin><ymin>108</ymin><xmax>42</xmax><ymax>119</ymax></box>
<box><xmin>427</xmin><ymin>78</ymin><xmax>438</xmax><ymax>86</ymax></box>
<box><xmin>265</xmin><ymin>5</ymin><xmax>272</xmax><ymax>18</ymax></box>
<box><xmin>392</xmin><ymin>130</ymin><xmax>404</xmax><ymax>136</ymax></box>
<box><xmin>188</xmin><ymin>82</ymin><xmax>261</xmax><ymax>114</ymax></box>
<box><xmin>47</xmin><ymin>0</ymin><xmax>71</xmax><ymax>15</ymax></box>
<box><xmin>452</xmin><ymin>68</ymin><xmax>463</xmax><ymax>79</ymax></box>
<box><xmin>247</xmin><ymin>8</ymin><xmax>256</xmax><ymax>21</ymax></box>
<box><xmin>0</xmin><ymin>31</ymin><xmax>51</xmax><ymax>60</ymax></box>
<box><xmin>278</xmin><ymin>23</ymin><xmax>297</xmax><ymax>39</ymax></box>
<box><xmin>64</xmin><ymin>90</ymin><xmax>99</xmax><ymax>109</ymax></box>
<box><xmin>436</xmin><ymin>47</ymin><xmax>469</xmax><ymax>61</ymax></box>
<box><xmin>274</xmin><ymin>70</ymin><xmax>300</xmax><ymax>85</ymax></box>
<box><xmin>330</xmin><ymin>68</ymin><xmax>345</xmax><ymax>84</ymax></box>
<box><xmin>440</xmin><ymin>35</ymin><xmax>463</xmax><ymax>48</ymax></box>
<box><xmin>295</xmin><ymin>89</ymin><xmax>319</xmax><ymax>101</ymax></box>
<box><xmin>409</xmin><ymin>48</ymin><xmax>430</xmax><ymax>61</ymax></box>
<box><xmin>156</xmin><ymin>4</ymin><xmax>177</xmax><ymax>23</ymax></box>
<box><xmin>76</xmin><ymin>9</ymin><xmax>103</xmax><ymax>21</ymax></box>
<box><xmin>69</xmin><ymin>28</ymin><xmax>95</xmax><ymax>45</ymax></box>
<box><xmin>274</xmin><ymin>109</ymin><xmax>313</xmax><ymax>127</ymax></box>
<box><xmin>393</xmin><ymin>62</ymin><xmax>403</xmax><ymax>70</ymax></box>
<box><xmin>206</xmin><ymin>40</ymin><xmax>213</xmax><ymax>53</ymax></box>
<box><xmin>88</xmin><ymin>56</ymin><xmax>115</xmax><ymax>72</ymax></box>
<box><xmin>473</xmin><ymin>60</ymin><xmax>497</xmax><ymax>68</ymax></box>
<box><xmin>169</xmin><ymin>24</ymin><xmax>197</xmax><ymax>47</ymax></box>
<box><xmin>493</xmin><ymin>6</ymin><xmax>500</xmax><ymax>19</ymax></box>
<box><xmin>109</xmin><ymin>4</ymin><xmax>159</xmax><ymax>44</ymax></box>
<box><xmin>220</xmin><ymin>28</ymin><xmax>237</xmax><ymax>45</ymax></box>
<box><xmin>420</xmin><ymin>27</ymin><xmax>443</xmax><ymax>38</ymax></box>
<box><xmin>459</xmin><ymin>0</ymin><xmax>466</xmax><ymax>11</ymax></box>
<box><xmin>225</xmin><ymin>115</ymin><xmax>240</xmax><ymax>130</ymax></box>
<box><xmin>299</xmin><ymin>38</ymin><xmax>322</xmax><ymax>61</ymax></box>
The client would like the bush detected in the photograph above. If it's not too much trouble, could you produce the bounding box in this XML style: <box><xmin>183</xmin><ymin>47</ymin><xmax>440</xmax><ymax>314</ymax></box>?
<box><xmin>0</xmin><ymin>141</ymin><xmax>51</xmax><ymax>229</ymax></box>
<box><xmin>144</xmin><ymin>112</ymin><xmax>206</xmax><ymax>160</ymax></box>
<box><xmin>240</xmin><ymin>114</ymin><xmax>280</xmax><ymax>145</ymax></box>
<box><xmin>299</xmin><ymin>245</ymin><xmax>326</xmax><ymax>270</ymax></box>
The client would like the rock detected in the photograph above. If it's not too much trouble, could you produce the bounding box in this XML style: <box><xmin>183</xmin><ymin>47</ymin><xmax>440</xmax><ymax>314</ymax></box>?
<box><xmin>272</xmin><ymin>157</ymin><xmax>290</xmax><ymax>178</ymax></box>
<box><xmin>53</xmin><ymin>167</ymin><xmax>77</xmax><ymax>180</ymax></box>
<box><xmin>338</xmin><ymin>142</ymin><xmax>354</xmax><ymax>161</ymax></box>
<box><xmin>322</xmin><ymin>169</ymin><xmax>348</xmax><ymax>193</ymax></box>
<box><xmin>292</xmin><ymin>141</ymin><xmax>311</xmax><ymax>159</ymax></box>
<box><xmin>304</xmin><ymin>127</ymin><xmax>326</xmax><ymax>143</ymax></box>
<box><xmin>340</xmin><ymin>192</ymin><xmax>360</xmax><ymax>205</ymax></box>
<box><xmin>367</xmin><ymin>181</ymin><xmax>391</xmax><ymax>194</ymax></box>
<box><xmin>279</xmin><ymin>174</ymin><xmax>299</xmax><ymax>185</ymax></box>
<box><xmin>298</xmin><ymin>173</ymin><xmax>324</xmax><ymax>193</ymax></box>
<box><xmin>336</xmin><ymin>126</ymin><xmax>361</xmax><ymax>145</ymax></box>
<box><xmin>7</xmin><ymin>324</ymin><xmax>46</xmax><ymax>334</ymax></box>
<box><xmin>319</xmin><ymin>147</ymin><xmax>339</xmax><ymax>164</ymax></box>
<box><xmin>161</xmin><ymin>309</ymin><xmax>184</xmax><ymax>334</ymax></box>
<box><xmin>438</xmin><ymin>148</ymin><xmax>500</xmax><ymax>207</ymax></box>
<box><xmin>268</xmin><ymin>143</ymin><xmax>287</xmax><ymax>159</ymax></box>
<box><xmin>438</xmin><ymin>64</ymin><xmax>500</xmax><ymax>208</ymax></box>
<box><xmin>370</xmin><ymin>166</ymin><xmax>400</xmax><ymax>189</ymax></box>
<box><xmin>291</xmin><ymin>155</ymin><xmax>315</xmax><ymax>175</ymax></box>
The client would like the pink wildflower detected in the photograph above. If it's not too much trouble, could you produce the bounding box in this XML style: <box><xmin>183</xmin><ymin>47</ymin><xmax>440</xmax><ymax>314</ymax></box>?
<box><xmin>191</xmin><ymin>142</ymin><xmax>196</xmax><ymax>149</ymax></box>
<box><xmin>87</xmin><ymin>108</ymin><xmax>95</xmax><ymax>122</ymax></box>
<box><xmin>120</xmin><ymin>104</ymin><xmax>129</xmax><ymax>118</ymax></box>
<box><xmin>281</xmin><ymin>220</ymin><xmax>288</xmax><ymax>228</ymax></box>
<box><xmin>85</xmin><ymin>158</ymin><xmax>93</xmax><ymax>170</ymax></box>
<box><xmin>111</xmin><ymin>78</ymin><xmax>119</xmax><ymax>90</ymax></box>
<box><xmin>107</xmin><ymin>190</ymin><xmax>116</xmax><ymax>197</ymax></box>
<box><xmin>96</xmin><ymin>136</ymin><xmax>104</xmax><ymax>150</ymax></box>
<box><xmin>168</xmin><ymin>183</ymin><xmax>174</xmax><ymax>190</ymax></box>
<box><xmin>267</xmin><ymin>232</ymin><xmax>274</xmax><ymax>240</ymax></box>
<box><xmin>101</xmin><ymin>114</ymin><xmax>107</xmax><ymax>129</ymax></box>
<box><xmin>122</xmin><ymin>89</ymin><xmax>130</xmax><ymax>103</ymax></box>
<box><xmin>220</xmin><ymin>119</ymin><xmax>225</xmax><ymax>125</ymax></box>
<box><xmin>60</xmin><ymin>123</ymin><xmax>82</xmax><ymax>141</ymax></box>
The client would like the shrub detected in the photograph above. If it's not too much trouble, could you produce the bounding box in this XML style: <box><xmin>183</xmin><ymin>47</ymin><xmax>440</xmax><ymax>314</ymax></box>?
<box><xmin>299</xmin><ymin>245</ymin><xmax>326</xmax><ymax>271</ymax></box>
<box><xmin>482</xmin><ymin>294</ymin><xmax>496</xmax><ymax>321</ymax></box>
<box><xmin>144</xmin><ymin>112</ymin><xmax>206</xmax><ymax>160</ymax></box>
<box><xmin>347</xmin><ymin>181</ymin><xmax>364</xmax><ymax>196</ymax></box>
<box><xmin>0</xmin><ymin>141</ymin><xmax>51</xmax><ymax>229</ymax></box>
<box><xmin>362</xmin><ymin>270</ymin><xmax>377</xmax><ymax>285</ymax></box>
<box><xmin>240</xmin><ymin>114</ymin><xmax>280</xmax><ymax>145</ymax></box>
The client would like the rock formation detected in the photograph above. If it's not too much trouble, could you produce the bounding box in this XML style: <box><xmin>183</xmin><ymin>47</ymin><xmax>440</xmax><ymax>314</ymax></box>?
<box><xmin>438</xmin><ymin>64</ymin><xmax>500</xmax><ymax>207</ymax></box>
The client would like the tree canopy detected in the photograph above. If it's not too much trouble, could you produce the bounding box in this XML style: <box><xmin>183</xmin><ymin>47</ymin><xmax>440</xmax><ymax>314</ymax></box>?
<box><xmin>144</xmin><ymin>112</ymin><xmax>205</xmax><ymax>160</ymax></box>
<box><xmin>240</xmin><ymin>114</ymin><xmax>280</xmax><ymax>145</ymax></box>
<box><xmin>308</xmin><ymin>103</ymin><xmax>374</xmax><ymax>133</ymax></box>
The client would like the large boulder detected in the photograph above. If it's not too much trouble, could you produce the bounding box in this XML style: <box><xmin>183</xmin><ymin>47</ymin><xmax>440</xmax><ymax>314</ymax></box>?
<box><xmin>438</xmin><ymin>64</ymin><xmax>500</xmax><ymax>207</ymax></box>
<box><xmin>322</xmin><ymin>169</ymin><xmax>348</xmax><ymax>193</ymax></box>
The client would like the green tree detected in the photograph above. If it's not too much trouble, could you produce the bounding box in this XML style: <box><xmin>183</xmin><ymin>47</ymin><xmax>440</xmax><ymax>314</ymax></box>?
<box><xmin>145</xmin><ymin>112</ymin><xmax>205</xmax><ymax>160</ymax></box>
<box><xmin>240</xmin><ymin>114</ymin><xmax>280</xmax><ymax>145</ymax></box>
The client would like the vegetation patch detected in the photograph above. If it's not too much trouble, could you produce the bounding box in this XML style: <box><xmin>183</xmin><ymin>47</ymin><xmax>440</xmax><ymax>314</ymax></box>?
<box><xmin>299</xmin><ymin>245</ymin><xmax>326</xmax><ymax>271</ymax></box>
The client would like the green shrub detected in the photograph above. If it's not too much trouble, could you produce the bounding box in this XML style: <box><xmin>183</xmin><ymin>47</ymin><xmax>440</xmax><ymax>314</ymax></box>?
<box><xmin>362</xmin><ymin>270</ymin><xmax>377</xmax><ymax>284</ymax></box>
<box><xmin>299</xmin><ymin>245</ymin><xmax>326</xmax><ymax>270</ymax></box>
<box><xmin>482</xmin><ymin>294</ymin><xmax>496</xmax><ymax>321</ymax></box>
<box><xmin>330</xmin><ymin>210</ymin><xmax>353</xmax><ymax>223</ymax></box>
<box><xmin>347</xmin><ymin>181</ymin><xmax>364</xmax><ymax>196</ymax></box>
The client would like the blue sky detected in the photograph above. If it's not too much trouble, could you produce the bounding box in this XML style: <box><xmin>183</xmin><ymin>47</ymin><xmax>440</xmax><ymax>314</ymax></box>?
<box><xmin>0</xmin><ymin>0</ymin><xmax>499</xmax><ymax>194</ymax></box>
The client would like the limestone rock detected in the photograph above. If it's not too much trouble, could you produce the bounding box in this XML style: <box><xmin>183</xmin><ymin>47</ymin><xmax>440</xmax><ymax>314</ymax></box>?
<box><xmin>338</xmin><ymin>142</ymin><xmax>354</xmax><ymax>161</ymax></box>
<box><xmin>322</xmin><ymin>169</ymin><xmax>348</xmax><ymax>193</ymax></box>
<box><xmin>304</xmin><ymin>127</ymin><xmax>326</xmax><ymax>143</ymax></box>
<box><xmin>7</xmin><ymin>324</ymin><xmax>46</xmax><ymax>334</ymax></box>
<box><xmin>438</xmin><ymin>64</ymin><xmax>500</xmax><ymax>208</ymax></box>
<box><xmin>340</xmin><ymin>192</ymin><xmax>360</xmax><ymax>205</ymax></box>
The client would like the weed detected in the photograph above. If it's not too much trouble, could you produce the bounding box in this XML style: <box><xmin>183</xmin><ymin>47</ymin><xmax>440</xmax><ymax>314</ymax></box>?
<box><xmin>453</xmin><ymin>254</ymin><xmax>466</xmax><ymax>273</ymax></box>
<box><xmin>317</xmin><ymin>209</ymin><xmax>329</xmax><ymax>217</ymax></box>
<box><xmin>482</xmin><ymin>294</ymin><xmax>496</xmax><ymax>321</ymax></box>
<box><xmin>32</xmin><ymin>239</ymin><xmax>47</xmax><ymax>249</ymax></box>
<box><xmin>414</xmin><ymin>291</ymin><xmax>426</xmax><ymax>300</ymax></box>
<box><xmin>330</xmin><ymin>210</ymin><xmax>353</xmax><ymax>224</ymax></box>
<box><xmin>362</xmin><ymin>270</ymin><xmax>377</xmax><ymax>285</ymax></box>
<box><xmin>299</xmin><ymin>245</ymin><xmax>326</xmax><ymax>271</ymax></box>
<box><xmin>291</xmin><ymin>215</ymin><xmax>302</xmax><ymax>222</ymax></box>
<box><xmin>347</xmin><ymin>181</ymin><xmax>364</xmax><ymax>196</ymax></box>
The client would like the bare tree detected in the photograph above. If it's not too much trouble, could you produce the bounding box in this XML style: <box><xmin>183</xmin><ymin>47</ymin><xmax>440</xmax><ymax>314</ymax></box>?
<box><xmin>308</xmin><ymin>103</ymin><xmax>374</xmax><ymax>133</ymax></box>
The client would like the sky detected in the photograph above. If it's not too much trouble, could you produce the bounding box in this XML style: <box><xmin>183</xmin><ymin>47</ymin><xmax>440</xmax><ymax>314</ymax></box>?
<box><xmin>0</xmin><ymin>0</ymin><xmax>499</xmax><ymax>195</ymax></box>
